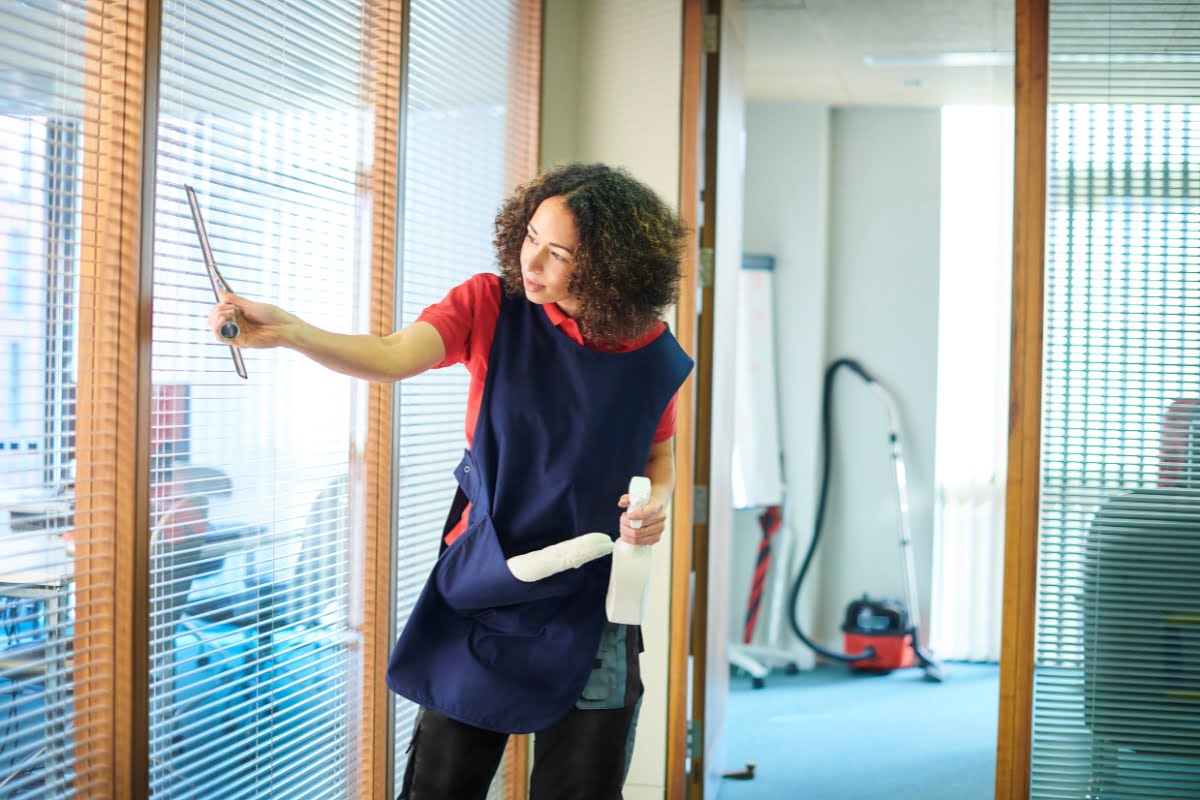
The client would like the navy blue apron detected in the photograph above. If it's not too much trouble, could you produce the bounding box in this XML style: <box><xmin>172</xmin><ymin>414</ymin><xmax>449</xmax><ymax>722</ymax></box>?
<box><xmin>386</xmin><ymin>290</ymin><xmax>693</xmax><ymax>733</ymax></box>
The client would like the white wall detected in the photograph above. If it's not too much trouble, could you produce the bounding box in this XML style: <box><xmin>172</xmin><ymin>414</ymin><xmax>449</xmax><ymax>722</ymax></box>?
<box><xmin>575</xmin><ymin>2</ymin><xmax>684</xmax><ymax>198</ymax></box>
<box><xmin>823</xmin><ymin>108</ymin><xmax>941</xmax><ymax>643</ymax></box>
<box><xmin>541</xmin><ymin>2</ymin><xmax>683</xmax><ymax>797</ymax></box>
<box><xmin>737</xmin><ymin>104</ymin><xmax>942</xmax><ymax>655</ymax></box>
<box><xmin>539</xmin><ymin>0</ymin><xmax>581</xmax><ymax>169</ymax></box>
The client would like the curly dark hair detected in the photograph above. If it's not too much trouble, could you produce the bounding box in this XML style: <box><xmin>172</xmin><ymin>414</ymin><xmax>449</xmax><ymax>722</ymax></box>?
<box><xmin>494</xmin><ymin>162</ymin><xmax>687</xmax><ymax>343</ymax></box>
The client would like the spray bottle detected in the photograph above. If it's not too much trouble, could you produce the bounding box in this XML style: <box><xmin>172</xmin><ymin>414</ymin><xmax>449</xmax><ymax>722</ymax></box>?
<box><xmin>605</xmin><ymin>476</ymin><xmax>654</xmax><ymax>624</ymax></box>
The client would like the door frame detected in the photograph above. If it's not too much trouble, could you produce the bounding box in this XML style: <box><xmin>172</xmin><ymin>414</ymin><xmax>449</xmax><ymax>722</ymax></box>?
<box><xmin>668</xmin><ymin>0</ymin><xmax>743</xmax><ymax>797</ymax></box>
<box><xmin>666</xmin><ymin>0</ymin><xmax>704</xmax><ymax>793</ymax></box>
<box><xmin>995</xmin><ymin>0</ymin><xmax>1047</xmax><ymax>797</ymax></box>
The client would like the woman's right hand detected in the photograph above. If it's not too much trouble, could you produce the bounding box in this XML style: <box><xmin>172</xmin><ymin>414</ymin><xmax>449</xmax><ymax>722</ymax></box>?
<box><xmin>207</xmin><ymin>290</ymin><xmax>297</xmax><ymax>349</ymax></box>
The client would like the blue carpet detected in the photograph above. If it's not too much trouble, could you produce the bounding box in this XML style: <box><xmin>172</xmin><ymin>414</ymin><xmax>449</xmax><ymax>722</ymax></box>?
<box><xmin>716</xmin><ymin>662</ymin><xmax>999</xmax><ymax>800</ymax></box>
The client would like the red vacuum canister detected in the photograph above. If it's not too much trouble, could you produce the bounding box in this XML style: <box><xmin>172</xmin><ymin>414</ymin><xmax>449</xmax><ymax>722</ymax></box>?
<box><xmin>841</xmin><ymin>595</ymin><xmax>915</xmax><ymax>671</ymax></box>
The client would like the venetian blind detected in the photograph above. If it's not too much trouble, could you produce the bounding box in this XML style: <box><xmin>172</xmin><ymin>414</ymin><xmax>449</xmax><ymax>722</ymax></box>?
<box><xmin>0</xmin><ymin>1</ymin><xmax>134</xmax><ymax>796</ymax></box>
<box><xmin>392</xmin><ymin>0</ymin><xmax>539</xmax><ymax>796</ymax></box>
<box><xmin>1032</xmin><ymin>2</ymin><xmax>1200</xmax><ymax>797</ymax></box>
<box><xmin>146</xmin><ymin>0</ymin><xmax>372</xmax><ymax>796</ymax></box>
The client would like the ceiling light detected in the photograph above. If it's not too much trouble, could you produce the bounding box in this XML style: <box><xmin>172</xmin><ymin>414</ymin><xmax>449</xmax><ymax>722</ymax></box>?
<box><xmin>865</xmin><ymin>52</ymin><xmax>1014</xmax><ymax>68</ymax></box>
<box><xmin>741</xmin><ymin>0</ymin><xmax>807</xmax><ymax>8</ymax></box>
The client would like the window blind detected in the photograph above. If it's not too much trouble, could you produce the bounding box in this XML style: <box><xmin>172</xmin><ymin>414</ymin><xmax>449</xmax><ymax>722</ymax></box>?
<box><xmin>392</xmin><ymin>1</ymin><xmax>539</xmax><ymax>796</ymax></box>
<box><xmin>0</xmin><ymin>2</ymin><xmax>135</xmax><ymax>796</ymax></box>
<box><xmin>146</xmin><ymin>1</ymin><xmax>372</xmax><ymax>796</ymax></box>
<box><xmin>1033</xmin><ymin>2</ymin><xmax>1200</xmax><ymax>797</ymax></box>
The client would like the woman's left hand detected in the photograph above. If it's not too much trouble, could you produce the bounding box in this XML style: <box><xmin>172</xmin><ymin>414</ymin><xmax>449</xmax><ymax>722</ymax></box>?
<box><xmin>618</xmin><ymin>493</ymin><xmax>667</xmax><ymax>546</ymax></box>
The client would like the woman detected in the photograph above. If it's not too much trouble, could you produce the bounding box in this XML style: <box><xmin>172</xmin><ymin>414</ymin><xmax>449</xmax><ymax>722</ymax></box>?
<box><xmin>208</xmin><ymin>162</ymin><xmax>693</xmax><ymax>799</ymax></box>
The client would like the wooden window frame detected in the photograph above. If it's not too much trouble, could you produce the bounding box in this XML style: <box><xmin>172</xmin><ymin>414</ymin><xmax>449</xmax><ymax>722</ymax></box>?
<box><xmin>500</xmin><ymin>0</ymin><xmax>542</xmax><ymax>795</ymax></box>
<box><xmin>362</xmin><ymin>0</ymin><xmax>406</xmax><ymax>797</ymax></box>
<box><xmin>995</xmin><ymin>0</ymin><xmax>1048</xmax><ymax>798</ymax></box>
<box><xmin>75</xmin><ymin>0</ymin><xmax>151</xmax><ymax>794</ymax></box>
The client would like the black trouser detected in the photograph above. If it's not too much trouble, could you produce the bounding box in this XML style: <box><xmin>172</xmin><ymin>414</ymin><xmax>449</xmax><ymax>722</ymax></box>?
<box><xmin>397</xmin><ymin>698</ymin><xmax>643</xmax><ymax>800</ymax></box>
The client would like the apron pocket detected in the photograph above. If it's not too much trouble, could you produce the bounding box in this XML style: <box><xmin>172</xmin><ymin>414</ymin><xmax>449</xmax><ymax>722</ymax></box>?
<box><xmin>436</xmin><ymin>516</ymin><xmax>579</xmax><ymax>612</ymax></box>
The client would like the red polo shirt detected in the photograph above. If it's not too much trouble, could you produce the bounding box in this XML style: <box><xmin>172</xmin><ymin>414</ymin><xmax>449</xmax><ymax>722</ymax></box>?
<box><xmin>417</xmin><ymin>272</ymin><xmax>679</xmax><ymax>543</ymax></box>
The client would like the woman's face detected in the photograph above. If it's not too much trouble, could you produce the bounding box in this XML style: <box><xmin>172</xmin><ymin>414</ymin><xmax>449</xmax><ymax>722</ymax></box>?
<box><xmin>520</xmin><ymin>195</ymin><xmax>581</xmax><ymax>316</ymax></box>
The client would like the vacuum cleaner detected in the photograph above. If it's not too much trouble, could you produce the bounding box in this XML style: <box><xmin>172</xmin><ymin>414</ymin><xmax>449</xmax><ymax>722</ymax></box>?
<box><xmin>787</xmin><ymin>358</ymin><xmax>946</xmax><ymax>682</ymax></box>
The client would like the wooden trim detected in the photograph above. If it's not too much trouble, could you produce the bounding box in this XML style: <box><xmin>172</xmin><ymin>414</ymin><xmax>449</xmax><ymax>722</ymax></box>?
<box><xmin>505</xmin><ymin>0</ymin><xmax>543</xmax><ymax>192</ymax></box>
<box><xmin>75</xmin><ymin>1</ymin><xmax>149</xmax><ymax>795</ymax></box>
<box><xmin>131</xmin><ymin>0</ymin><xmax>163</xmax><ymax>793</ymax></box>
<box><xmin>504</xmin><ymin>3</ymin><xmax>542</xmax><ymax>795</ymax></box>
<box><xmin>667</xmin><ymin>1</ymin><xmax>703</xmax><ymax>799</ymax></box>
<box><xmin>995</xmin><ymin>0</ymin><xmax>1048</xmax><ymax>797</ymax></box>
<box><xmin>361</xmin><ymin>0</ymin><xmax>405</xmax><ymax>796</ymax></box>
<box><xmin>507</xmin><ymin>734</ymin><xmax>530</xmax><ymax>800</ymax></box>
<box><xmin>686</xmin><ymin>0</ymin><xmax>722</xmax><ymax>796</ymax></box>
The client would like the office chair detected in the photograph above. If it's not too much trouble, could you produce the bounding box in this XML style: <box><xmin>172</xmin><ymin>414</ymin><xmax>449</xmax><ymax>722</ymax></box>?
<box><xmin>1082</xmin><ymin>399</ymin><xmax>1200</xmax><ymax>796</ymax></box>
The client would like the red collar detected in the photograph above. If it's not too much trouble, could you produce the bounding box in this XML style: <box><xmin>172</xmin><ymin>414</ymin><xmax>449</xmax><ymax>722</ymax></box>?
<box><xmin>542</xmin><ymin>302</ymin><xmax>662</xmax><ymax>352</ymax></box>
<box><xmin>543</xmin><ymin>302</ymin><xmax>586</xmax><ymax>345</ymax></box>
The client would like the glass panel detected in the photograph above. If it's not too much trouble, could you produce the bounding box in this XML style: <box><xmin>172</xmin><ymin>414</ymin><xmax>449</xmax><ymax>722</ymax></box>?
<box><xmin>1032</xmin><ymin>3</ymin><xmax>1200</xmax><ymax>797</ymax></box>
<box><xmin>0</xmin><ymin>0</ymin><xmax>93</xmax><ymax>795</ymax></box>
<box><xmin>146</xmin><ymin>1</ymin><xmax>370</xmax><ymax>796</ymax></box>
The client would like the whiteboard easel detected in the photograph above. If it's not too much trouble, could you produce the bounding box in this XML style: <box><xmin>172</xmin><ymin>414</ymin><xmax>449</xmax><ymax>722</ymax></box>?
<box><xmin>729</xmin><ymin>253</ymin><xmax>806</xmax><ymax>685</ymax></box>
<box><xmin>731</xmin><ymin>254</ymin><xmax>785</xmax><ymax>508</ymax></box>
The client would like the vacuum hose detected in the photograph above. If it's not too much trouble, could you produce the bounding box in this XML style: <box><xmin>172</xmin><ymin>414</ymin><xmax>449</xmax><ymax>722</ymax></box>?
<box><xmin>786</xmin><ymin>358</ymin><xmax>878</xmax><ymax>662</ymax></box>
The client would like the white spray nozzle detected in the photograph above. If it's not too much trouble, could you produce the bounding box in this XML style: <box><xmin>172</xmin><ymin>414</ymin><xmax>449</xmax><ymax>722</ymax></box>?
<box><xmin>627</xmin><ymin>476</ymin><xmax>652</xmax><ymax>529</ymax></box>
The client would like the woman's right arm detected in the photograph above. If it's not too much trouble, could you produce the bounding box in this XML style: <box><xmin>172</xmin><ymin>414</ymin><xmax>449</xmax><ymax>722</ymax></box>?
<box><xmin>208</xmin><ymin>290</ymin><xmax>446</xmax><ymax>383</ymax></box>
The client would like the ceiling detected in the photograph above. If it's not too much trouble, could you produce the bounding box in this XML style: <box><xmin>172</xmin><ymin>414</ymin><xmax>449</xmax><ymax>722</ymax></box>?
<box><xmin>742</xmin><ymin>0</ymin><xmax>1016</xmax><ymax>106</ymax></box>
